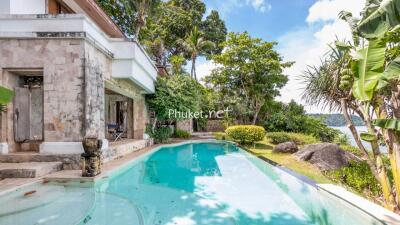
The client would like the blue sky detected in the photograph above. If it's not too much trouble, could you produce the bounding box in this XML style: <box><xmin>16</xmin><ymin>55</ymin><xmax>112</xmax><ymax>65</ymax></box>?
<box><xmin>196</xmin><ymin>0</ymin><xmax>366</xmax><ymax>113</ymax></box>
<box><xmin>204</xmin><ymin>0</ymin><xmax>315</xmax><ymax>40</ymax></box>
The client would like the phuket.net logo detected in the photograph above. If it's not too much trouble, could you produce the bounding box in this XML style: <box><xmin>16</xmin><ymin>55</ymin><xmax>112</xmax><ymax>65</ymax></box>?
<box><xmin>168</xmin><ymin>108</ymin><xmax>232</xmax><ymax>119</ymax></box>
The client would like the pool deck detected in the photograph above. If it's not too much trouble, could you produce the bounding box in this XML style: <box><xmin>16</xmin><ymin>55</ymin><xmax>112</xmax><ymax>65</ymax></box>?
<box><xmin>0</xmin><ymin>142</ymin><xmax>162</xmax><ymax>195</ymax></box>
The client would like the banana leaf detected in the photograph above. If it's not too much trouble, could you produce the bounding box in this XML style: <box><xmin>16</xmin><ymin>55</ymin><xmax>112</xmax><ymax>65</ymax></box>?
<box><xmin>384</xmin><ymin>55</ymin><xmax>400</xmax><ymax>80</ymax></box>
<box><xmin>358</xmin><ymin>0</ymin><xmax>400</xmax><ymax>38</ymax></box>
<box><xmin>0</xmin><ymin>86</ymin><xmax>14</xmax><ymax>104</ymax></box>
<box><xmin>360</xmin><ymin>132</ymin><xmax>378</xmax><ymax>142</ymax></box>
<box><xmin>352</xmin><ymin>39</ymin><xmax>386</xmax><ymax>101</ymax></box>
<box><xmin>373</xmin><ymin>119</ymin><xmax>400</xmax><ymax>131</ymax></box>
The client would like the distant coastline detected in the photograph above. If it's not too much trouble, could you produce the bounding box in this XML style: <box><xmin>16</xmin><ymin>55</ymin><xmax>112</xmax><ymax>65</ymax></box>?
<box><xmin>309</xmin><ymin>113</ymin><xmax>364</xmax><ymax>127</ymax></box>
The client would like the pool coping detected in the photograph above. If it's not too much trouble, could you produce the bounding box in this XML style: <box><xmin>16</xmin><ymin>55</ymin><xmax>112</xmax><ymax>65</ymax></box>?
<box><xmin>318</xmin><ymin>184</ymin><xmax>400</xmax><ymax>225</ymax></box>
<box><xmin>2</xmin><ymin>139</ymin><xmax>400</xmax><ymax>225</ymax></box>
<box><xmin>239</xmin><ymin>144</ymin><xmax>400</xmax><ymax>225</ymax></box>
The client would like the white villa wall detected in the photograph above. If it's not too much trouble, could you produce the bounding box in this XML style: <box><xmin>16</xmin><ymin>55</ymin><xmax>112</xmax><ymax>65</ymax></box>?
<box><xmin>0</xmin><ymin>0</ymin><xmax>46</xmax><ymax>14</ymax></box>
<box><xmin>0</xmin><ymin>1</ymin><xmax>10</xmax><ymax>14</ymax></box>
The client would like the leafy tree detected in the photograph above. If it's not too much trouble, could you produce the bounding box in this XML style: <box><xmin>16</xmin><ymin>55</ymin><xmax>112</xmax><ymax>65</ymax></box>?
<box><xmin>206</xmin><ymin>32</ymin><xmax>292</xmax><ymax>124</ymax></box>
<box><xmin>169</xmin><ymin>54</ymin><xmax>186</xmax><ymax>74</ymax></box>
<box><xmin>131</xmin><ymin>0</ymin><xmax>161</xmax><ymax>38</ymax></box>
<box><xmin>96</xmin><ymin>0</ymin><xmax>160</xmax><ymax>38</ymax></box>
<box><xmin>146</xmin><ymin>74</ymin><xmax>202</xmax><ymax>123</ymax></box>
<box><xmin>179</xmin><ymin>26</ymin><xmax>214</xmax><ymax>80</ymax></box>
<box><xmin>169</xmin><ymin>0</ymin><xmax>206</xmax><ymax>25</ymax></box>
<box><xmin>96</xmin><ymin>0</ymin><xmax>136</xmax><ymax>36</ymax></box>
<box><xmin>263</xmin><ymin>100</ymin><xmax>338</xmax><ymax>142</ymax></box>
<box><xmin>200</xmin><ymin>10</ymin><xmax>227</xmax><ymax>56</ymax></box>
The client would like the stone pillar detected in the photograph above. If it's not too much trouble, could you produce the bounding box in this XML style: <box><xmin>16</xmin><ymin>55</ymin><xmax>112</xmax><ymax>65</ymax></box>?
<box><xmin>133</xmin><ymin>98</ymin><xmax>146</xmax><ymax>139</ymax></box>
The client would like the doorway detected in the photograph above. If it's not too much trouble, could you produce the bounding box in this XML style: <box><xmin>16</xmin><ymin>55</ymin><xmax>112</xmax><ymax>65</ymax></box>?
<box><xmin>13</xmin><ymin>76</ymin><xmax>44</xmax><ymax>143</ymax></box>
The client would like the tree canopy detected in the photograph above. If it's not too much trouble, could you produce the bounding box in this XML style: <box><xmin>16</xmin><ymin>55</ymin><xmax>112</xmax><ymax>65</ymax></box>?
<box><xmin>206</xmin><ymin>32</ymin><xmax>292</xmax><ymax>124</ymax></box>
<box><xmin>146</xmin><ymin>74</ymin><xmax>202</xmax><ymax>122</ymax></box>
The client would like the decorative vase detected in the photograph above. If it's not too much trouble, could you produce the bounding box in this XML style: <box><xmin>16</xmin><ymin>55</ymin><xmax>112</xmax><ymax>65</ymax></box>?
<box><xmin>81</xmin><ymin>137</ymin><xmax>102</xmax><ymax>177</ymax></box>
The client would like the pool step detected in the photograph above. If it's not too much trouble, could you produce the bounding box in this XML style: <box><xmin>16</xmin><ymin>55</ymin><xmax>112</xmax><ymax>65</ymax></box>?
<box><xmin>191</xmin><ymin>132</ymin><xmax>215</xmax><ymax>139</ymax></box>
<box><xmin>0</xmin><ymin>162</ymin><xmax>63</xmax><ymax>178</ymax></box>
<box><xmin>0</xmin><ymin>153</ymin><xmax>80</xmax><ymax>170</ymax></box>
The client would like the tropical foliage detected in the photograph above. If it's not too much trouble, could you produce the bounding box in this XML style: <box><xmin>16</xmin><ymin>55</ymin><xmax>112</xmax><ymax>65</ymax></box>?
<box><xmin>301</xmin><ymin>0</ymin><xmax>400</xmax><ymax>211</ymax></box>
<box><xmin>179</xmin><ymin>26</ymin><xmax>214</xmax><ymax>80</ymax></box>
<box><xmin>205</xmin><ymin>32</ymin><xmax>292</xmax><ymax>125</ymax></box>
<box><xmin>174</xmin><ymin>129</ymin><xmax>191</xmax><ymax>139</ymax></box>
<box><xmin>0</xmin><ymin>86</ymin><xmax>14</xmax><ymax>113</ymax></box>
<box><xmin>146</xmin><ymin>74</ymin><xmax>202</xmax><ymax>122</ymax></box>
<box><xmin>263</xmin><ymin>101</ymin><xmax>339</xmax><ymax>142</ymax></box>
<box><xmin>145</xmin><ymin>125</ymin><xmax>172</xmax><ymax>143</ymax></box>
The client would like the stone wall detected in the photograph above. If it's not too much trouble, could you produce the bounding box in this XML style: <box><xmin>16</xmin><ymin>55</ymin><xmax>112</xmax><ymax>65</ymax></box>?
<box><xmin>0</xmin><ymin>37</ymin><xmax>150</xmax><ymax>152</ymax></box>
<box><xmin>83</xmin><ymin>41</ymin><xmax>112</xmax><ymax>139</ymax></box>
<box><xmin>205</xmin><ymin>120</ymin><xmax>224</xmax><ymax>132</ymax></box>
<box><xmin>0</xmin><ymin>38</ymin><xmax>86</xmax><ymax>152</ymax></box>
<box><xmin>176</xmin><ymin>119</ymin><xmax>193</xmax><ymax>133</ymax></box>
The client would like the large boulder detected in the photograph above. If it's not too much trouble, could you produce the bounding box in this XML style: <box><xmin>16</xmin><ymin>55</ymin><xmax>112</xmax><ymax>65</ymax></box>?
<box><xmin>273</xmin><ymin>142</ymin><xmax>298</xmax><ymax>153</ymax></box>
<box><xmin>294</xmin><ymin>143</ymin><xmax>358</xmax><ymax>171</ymax></box>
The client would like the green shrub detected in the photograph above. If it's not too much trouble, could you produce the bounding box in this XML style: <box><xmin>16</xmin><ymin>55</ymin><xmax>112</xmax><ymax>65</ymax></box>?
<box><xmin>266</xmin><ymin>132</ymin><xmax>318</xmax><ymax>145</ymax></box>
<box><xmin>335</xmin><ymin>133</ymin><xmax>350</xmax><ymax>145</ymax></box>
<box><xmin>326</xmin><ymin>161</ymin><xmax>381</xmax><ymax>198</ymax></box>
<box><xmin>146</xmin><ymin>125</ymin><xmax>172</xmax><ymax>143</ymax></box>
<box><xmin>266</xmin><ymin>132</ymin><xmax>291</xmax><ymax>144</ymax></box>
<box><xmin>225</xmin><ymin>125</ymin><xmax>265</xmax><ymax>144</ymax></box>
<box><xmin>340</xmin><ymin>145</ymin><xmax>362</xmax><ymax>157</ymax></box>
<box><xmin>175</xmin><ymin>129</ymin><xmax>191</xmax><ymax>139</ymax></box>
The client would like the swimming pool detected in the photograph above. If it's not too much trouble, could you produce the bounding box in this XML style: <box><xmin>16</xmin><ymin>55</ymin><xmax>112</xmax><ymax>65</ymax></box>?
<box><xmin>0</xmin><ymin>141</ymin><xmax>384</xmax><ymax>225</ymax></box>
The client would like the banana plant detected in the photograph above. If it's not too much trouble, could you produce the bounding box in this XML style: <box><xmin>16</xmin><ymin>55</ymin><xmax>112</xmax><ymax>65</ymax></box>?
<box><xmin>351</xmin><ymin>39</ymin><xmax>386</xmax><ymax>101</ymax></box>
<box><xmin>358</xmin><ymin>0</ymin><xmax>400</xmax><ymax>39</ymax></box>
<box><xmin>0</xmin><ymin>86</ymin><xmax>14</xmax><ymax>113</ymax></box>
<box><xmin>339</xmin><ymin>1</ymin><xmax>400</xmax><ymax>209</ymax></box>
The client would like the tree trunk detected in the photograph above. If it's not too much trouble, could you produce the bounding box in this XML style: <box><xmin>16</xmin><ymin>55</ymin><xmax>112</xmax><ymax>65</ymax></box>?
<box><xmin>341</xmin><ymin>98</ymin><xmax>396</xmax><ymax>210</ymax></box>
<box><xmin>251</xmin><ymin>102</ymin><xmax>262</xmax><ymax>125</ymax></box>
<box><xmin>341</xmin><ymin>99</ymin><xmax>373</xmax><ymax>164</ymax></box>
<box><xmin>376</xmin><ymin>155</ymin><xmax>396</xmax><ymax>210</ymax></box>
<box><xmin>191</xmin><ymin>56</ymin><xmax>197</xmax><ymax>80</ymax></box>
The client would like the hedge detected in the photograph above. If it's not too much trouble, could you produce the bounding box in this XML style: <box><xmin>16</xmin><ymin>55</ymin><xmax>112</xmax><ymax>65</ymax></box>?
<box><xmin>225</xmin><ymin>125</ymin><xmax>265</xmax><ymax>144</ymax></box>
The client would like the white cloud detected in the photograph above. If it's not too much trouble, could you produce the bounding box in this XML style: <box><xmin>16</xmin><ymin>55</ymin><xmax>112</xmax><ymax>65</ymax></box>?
<box><xmin>246</xmin><ymin>0</ymin><xmax>272</xmax><ymax>13</ymax></box>
<box><xmin>277</xmin><ymin>0</ymin><xmax>365</xmax><ymax>113</ymax></box>
<box><xmin>214</xmin><ymin>0</ymin><xmax>271</xmax><ymax>16</ymax></box>
<box><xmin>307</xmin><ymin>0</ymin><xmax>365</xmax><ymax>23</ymax></box>
<box><xmin>196</xmin><ymin>60</ymin><xmax>218</xmax><ymax>82</ymax></box>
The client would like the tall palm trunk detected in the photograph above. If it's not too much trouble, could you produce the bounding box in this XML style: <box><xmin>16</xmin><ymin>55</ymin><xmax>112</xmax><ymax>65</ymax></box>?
<box><xmin>191</xmin><ymin>56</ymin><xmax>197</xmax><ymax>80</ymax></box>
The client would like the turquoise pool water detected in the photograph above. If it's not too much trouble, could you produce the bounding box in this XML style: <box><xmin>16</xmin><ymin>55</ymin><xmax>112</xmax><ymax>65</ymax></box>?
<box><xmin>0</xmin><ymin>141</ymin><xmax>384</xmax><ymax>225</ymax></box>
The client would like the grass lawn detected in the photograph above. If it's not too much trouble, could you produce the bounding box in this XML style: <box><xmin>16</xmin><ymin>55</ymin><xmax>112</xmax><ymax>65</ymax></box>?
<box><xmin>246</xmin><ymin>139</ymin><xmax>332</xmax><ymax>184</ymax></box>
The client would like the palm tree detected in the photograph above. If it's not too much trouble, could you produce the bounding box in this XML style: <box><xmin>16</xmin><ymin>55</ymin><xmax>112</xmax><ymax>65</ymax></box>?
<box><xmin>180</xmin><ymin>26</ymin><xmax>214</xmax><ymax>80</ymax></box>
